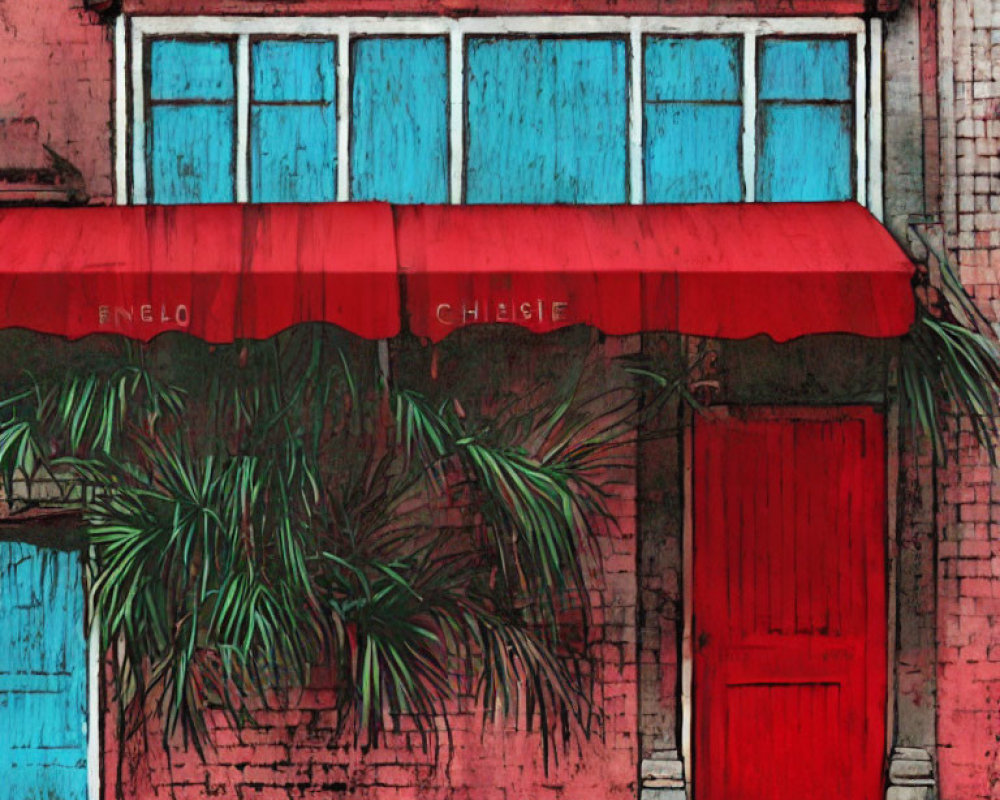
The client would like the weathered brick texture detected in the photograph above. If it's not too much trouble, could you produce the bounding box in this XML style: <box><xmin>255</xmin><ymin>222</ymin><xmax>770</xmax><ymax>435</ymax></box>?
<box><xmin>0</xmin><ymin>0</ymin><xmax>111</xmax><ymax>202</ymax></box>
<box><xmin>932</xmin><ymin>0</ymin><xmax>1000</xmax><ymax>794</ymax></box>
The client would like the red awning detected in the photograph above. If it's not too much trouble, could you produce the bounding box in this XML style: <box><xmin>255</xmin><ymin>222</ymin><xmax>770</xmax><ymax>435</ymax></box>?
<box><xmin>396</xmin><ymin>202</ymin><xmax>915</xmax><ymax>342</ymax></box>
<box><xmin>0</xmin><ymin>201</ymin><xmax>914</xmax><ymax>343</ymax></box>
<box><xmin>0</xmin><ymin>203</ymin><xmax>399</xmax><ymax>341</ymax></box>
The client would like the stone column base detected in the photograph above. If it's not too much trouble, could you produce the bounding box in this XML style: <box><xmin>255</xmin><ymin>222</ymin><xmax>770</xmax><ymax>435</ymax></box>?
<box><xmin>886</xmin><ymin>746</ymin><xmax>935</xmax><ymax>800</ymax></box>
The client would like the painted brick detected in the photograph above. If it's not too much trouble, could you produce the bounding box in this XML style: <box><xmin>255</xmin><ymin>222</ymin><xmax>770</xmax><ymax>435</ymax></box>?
<box><xmin>0</xmin><ymin>0</ymin><xmax>111</xmax><ymax>201</ymax></box>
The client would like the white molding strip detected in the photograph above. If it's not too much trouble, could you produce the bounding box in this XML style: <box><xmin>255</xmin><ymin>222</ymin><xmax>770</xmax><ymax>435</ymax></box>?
<box><xmin>337</xmin><ymin>30</ymin><xmax>350</xmax><ymax>202</ymax></box>
<box><xmin>628</xmin><ymin>20</ymin><xmax>643</xmax><ymax>205</ymax></box>
<box><xmin>855</xmin><ymin>29</ymin><xmax>868</xmax><ymax>206</ymax></box>
<box><xmin>448</xmin><ymin>24</ymin><xmax>464</xmax><ymax>205</ymax></box>
<box><xmin>868</xmin><ymin>18</ymin><xmax>884</xmax><ymax>220</ymax></box>
<box><xmin>680</xmin><ymin>404</ymin><xmax>694</xmax><ymax>793</ymax></box>
<box><xmin>86</xmin><ymin>550</ymin><xmax>101</xmax><ymax>800</ymax></box>
<box><xmin>114</xmin><ymin>16</ymin><xmax>128</xmax><ymax>205</ymax></box>
<box><xmin>132</xmin><ymin>15</ymin><xmax>866</xmax><ymax>37</ymax></box>
<box><xmin>130</xmin><ymin>24</ymin><xmax>147</xmax><ymax>204</ymax></box>
<box><xmin>741</xmin><ymin>32</ymin><xmax>757</xmax><ymax>203</ymax></box>
<box><xmin>235</xmin><ymin>34</ymin><xmax>250</xmax><ymax>203</ymax></box>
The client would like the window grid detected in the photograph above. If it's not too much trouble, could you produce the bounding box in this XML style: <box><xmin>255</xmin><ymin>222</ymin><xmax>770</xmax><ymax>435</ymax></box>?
<box><xmin>125</xmin><ymin>16</ymin><xmax>871</xmax><ymax>209</ymax></box>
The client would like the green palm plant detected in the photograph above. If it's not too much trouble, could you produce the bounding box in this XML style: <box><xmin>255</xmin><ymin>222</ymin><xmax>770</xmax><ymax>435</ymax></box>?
<box><xmin>901</xmin><ymin>222</ymin><xmax>1000</xmax><ymax>464</ymax></box>
<box><xmin>0</xmin><ymin>327</ymin><xmax>638</xmax><ymax>788</ymax></box>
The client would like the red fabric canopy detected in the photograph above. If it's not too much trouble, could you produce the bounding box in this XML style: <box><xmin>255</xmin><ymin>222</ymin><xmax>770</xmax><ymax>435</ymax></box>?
<box><xmin>0</xmin><ymin>201</ymin><xmax>914</xmax><ymax>343</ymax></box>
<box><xmin>0</xmin><ymin>203</ymin><xmax>399</xmax><ymax>341</ymax></box>
<box><xmin>396</xmin><ymin>202</ymin><xmax>915</xmax><ymax>342</ymax></box>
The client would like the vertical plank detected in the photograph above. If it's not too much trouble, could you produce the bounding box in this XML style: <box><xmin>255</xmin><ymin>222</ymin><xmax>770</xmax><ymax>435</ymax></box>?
<box><xmin>757</xmin><ymin>104</ymin><xmax>853</xmax><ymax>201</ymax></box>
<box><xmin>643</xmin><ymin>37</ymin><xmax>742</xmax><ymax>203</ymax></box>
<box><xmin>251</xmin><ymin>106</ymin><xmax>337</xmax><ymax>202</ymax></box>
<box><xmin>756</xmin><ymin>37</ymin><xmax>853</xmax><ymax>202</ymax></box>
<box><xmin>758</xmin><ymin>38</ymin><xmax>851</xmax><ymax>101</ymax></box>
<box><xmin>150</xmin><ymin>39</ymin><xmax>234</xmax><ymax>101</ymax></box>
<box><xmin>250</xmin><ymin>39</ymin><xmax>337</xmax><ymax>203</ymax></box>
<box><xmin>0</xmin><ymin>542</ymin><xmax>87</xmax><ymax>799</ymax></box>
<box><xmin>148</xmin><ymin>39</ymin><xmax>236</xmax><ymax>204</ymax></box>
<box><xmin>694</xmin><ymin>408</ymin><xmax>886</xmax><ymax>800</ymax></box>
<box><xmin>150</xmin><ymin>105</ymin><xmax>235</xmax><ymax>203</ymax></box>
<box><xmin>350</xmin><ymin>37</ymin><xmax>449</xmax><ymax>203</ymax></box>
<box><xmin>465</xmin><ymin>37</ymin><xmax>628</xmax><ymax>203</ymax></box>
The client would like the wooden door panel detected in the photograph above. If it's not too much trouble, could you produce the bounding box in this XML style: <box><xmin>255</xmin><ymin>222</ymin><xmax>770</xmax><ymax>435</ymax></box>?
<box><xmin>693</xmin><ymin>407</ymin><xmax>886</xmax><ymax>800</ymax></box>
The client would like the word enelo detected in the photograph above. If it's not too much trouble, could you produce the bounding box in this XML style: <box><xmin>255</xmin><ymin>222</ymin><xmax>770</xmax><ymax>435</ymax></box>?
<box><xmin>98</xmin><ymin>303</ymin><xmax>190</xmax><ymax>328</ymax></box>
<box><xmin>435</xmin><ymin>299</ymin><xmax>570</xmax><ymax>326</ymax></box>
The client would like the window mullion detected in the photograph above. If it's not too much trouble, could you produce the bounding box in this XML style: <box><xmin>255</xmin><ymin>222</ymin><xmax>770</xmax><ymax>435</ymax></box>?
<box><xmin>132</xmin><ymin>29</ymin><xmax>147</xmax><ymax>204</ymax></box>
<box><xmin>337</xmin><ymin>29</ymin><xmax>350</xmax><ymax>202</ymax></box>
<box><xmin>629</xmin><ymin>21</ymin><xmax>643</xmax><ymax>205</ymax></box>
<box><xmin>868</xmin><ymin>19</ymin><xmax>883</xmax><ymax>220</ymax></box>
<box><xmin>449</xmin><ymin>24</ymin><xmax>464</xmax><ymax>205</ymax></box>
<box><xmin>741</xmin><ymin>31</ymin><xmax>757</xmax><ymax>203</ymax></box>
<box><xmin>855</xmin><ymin>29</ymin><xmax>868</xmax><ymax>207</ymax></box>
<box><xmin>236</xmin><ymin>34</ymin><xmax>250</xmax><ymax>203</ymax></box>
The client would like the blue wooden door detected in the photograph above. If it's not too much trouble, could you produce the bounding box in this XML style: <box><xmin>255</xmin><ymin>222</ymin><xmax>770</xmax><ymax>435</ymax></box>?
<box><xmin>0</xmin><ymin>541</ymin><xmax>88</xmax><ymax>800</ymax></box>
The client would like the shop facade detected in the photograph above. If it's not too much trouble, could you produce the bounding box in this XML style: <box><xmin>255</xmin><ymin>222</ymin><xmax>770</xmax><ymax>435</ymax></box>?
<box><xmin>0</xmin><ymin>0</ymin><xmax>996</xmax><ymax>797</ymax></box>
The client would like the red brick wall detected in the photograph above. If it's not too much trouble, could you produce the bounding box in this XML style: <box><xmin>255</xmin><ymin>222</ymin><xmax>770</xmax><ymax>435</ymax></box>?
<box><xmin>0</xmin><ymin>0</ymin><xmax>112</xmax><ymax>202</ymax></box>
<box><xmin>936</xmin><ymin>453</ymin><xmax>1000</xmax><ymax>798</ymax></box>
<box><xmin>930</xmin><ymin>0</ymin><xmax>1000</xmax><ymax>792</ymax></box>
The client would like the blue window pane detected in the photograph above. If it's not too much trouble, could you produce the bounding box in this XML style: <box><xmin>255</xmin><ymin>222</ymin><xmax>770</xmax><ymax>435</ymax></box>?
<box><xmin>351</xmin><ymin>37</ymin><xmax>449</xmax><ymax>203</ymax></box>
<box><xmin>756</xmin><ymin>104</ymin><xmax>852</xmax><ymax>201</ymax></box>
<box><xmin>645</xmin><ymin>104</ymin><xmax>742</xmax><ymax>202</ymax></box>
<box><xmin>150</xmin><ymin>104</ymin><xmax>234</xmax><ymax>204</ymax></box>
<box><xmin>252</xmin><ymin>39</ymin><xmax>335</xmax><ymax>103</ymax></box>
<box><xmin>643</xmin><ymin>36</ymin><xmax>743</xmax><ymax>202</ymax></box>
<box><xmin>1</xmin><ymin>543</ymin><xmax>87</xmax><ymax>800</ymax></box>
<box><xmin>645</xmin><ymin>37</ymin><xmax>741</xmax><ymax>102</ymax></box>
<box><xmin>758</xmin><ymin>38</ymin><xmax>851</xmax><ymax>101</ymax></box>
<box><xmin>251</xmin><ymin>105</ymin><xmax>336</xmax><ymax>202</ymax></box>
<box><xmin>465</xmin><ymin>37</ymin><xmax>628</xmax><ymax>204</ymax></box>
<box><xmin>150</xmin><ymin>39</ymin><xmax>234</xmax><ymax>101</ymax></box>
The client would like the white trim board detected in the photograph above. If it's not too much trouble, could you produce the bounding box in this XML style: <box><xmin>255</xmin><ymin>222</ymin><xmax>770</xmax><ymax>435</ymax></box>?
<box><xmin>130</xmin><ymin>15</ymin><xmax>866</xmax><ymax>36</ymax></box>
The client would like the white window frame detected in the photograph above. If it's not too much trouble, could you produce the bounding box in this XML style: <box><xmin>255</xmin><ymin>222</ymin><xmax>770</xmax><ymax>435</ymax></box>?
<box><xmin>115</xmin><ymin>15</ymin><xmax>882</xmax><ymax>212</ymax></box>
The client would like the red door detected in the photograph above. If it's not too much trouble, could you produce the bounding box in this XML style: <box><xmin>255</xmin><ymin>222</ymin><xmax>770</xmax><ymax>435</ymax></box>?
<box><xmin>693</xmin><ymin>407</ymin><xmax>886</xmax><ymax>800</ymax></box>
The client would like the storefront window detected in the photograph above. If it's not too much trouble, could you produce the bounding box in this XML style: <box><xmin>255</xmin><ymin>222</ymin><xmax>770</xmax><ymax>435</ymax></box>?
<box><xmin>643</xmin><ymin>36</ymin><xmax>743</xmax><ymax>202</ymax></box>
<box><xmin>128</xmin><ymin>19</ymin><xmax>870</xmax><ymax>207</ymax></box>
<box><xmin>756</xmin><ymin>37</ymin><xmax>854</xmax><ymax>201</ymax></box>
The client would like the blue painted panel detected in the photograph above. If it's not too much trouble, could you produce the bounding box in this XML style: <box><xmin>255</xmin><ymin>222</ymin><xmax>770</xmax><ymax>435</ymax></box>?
<box><xmin>150</xmin><ymin>104</ymin><xmax>235</xmax><ymax>204</ymax></box>
<box><xmin>644</xmin><ymin>37</ymin><xmax>741</xmax><ymax>102</ymax></box>
<box><xmin>0</xmin><ymin>542</ymin><xmax>87</xmax><ymax>800</ymax></box>
<box><xmin>150</xmin><ymin>39</ymin><xmax>234</xmax><ymax>101</ymax></box>
<box><xmin>251</xmin><ymin>105</ymin><xmax>336</xmax><ymax>203</ymax></box>
<box><xmin>350</xmin><ymin>37</ymin><xmax>449</xmax><ymax>203</ymax></box>
<box><xmin>756</xmin><ymin>103</ymin><xmax>853</xmax><ymax>201</ymax></box>
<box><xmin>252</xmin><ymin>39</ymin><xmax>335</xmax><ymax>103</ymax></box>
<box><xmin>758</xmin><ymin>38</ymin><xmax>851</xmax><ymax>101</ymax></box>
<box><xmin>465</xmin><ymin>37</ymin><xmax>628</xmax><ymax>204</ymax></box>
<box><xmin>645</xmin><ymin>103</ymin><xmax>742</xmax><ymax>202</ymax></box>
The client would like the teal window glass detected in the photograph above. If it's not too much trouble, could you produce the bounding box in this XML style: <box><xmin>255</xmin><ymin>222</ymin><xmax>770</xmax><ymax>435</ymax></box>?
<box><xmin>351</xmin><ymin>37</ymin><xmax>449</xmax><ymax>203</ymax></box>
<box><xmin>149</xmin><ymin>39</ymin><xmax>235</xmax><ymax>204</ymax></box>
<box><xmin>250</xmin><ymin>39</ymin><xmax>337</xmax><ymax>203</ymax></box>
<box><xmin>756</xmin><ymin>37</ymin><xmax>853</xmax><ymax>201</ymax></box>
<box><xmin>644</xmin><ymin>36</ymin><xmax>743</xmax><ymax>203</ymax></box>
<box><xmin>465</xmin><ymin>37</ymin><xmax>628</xmax><ymax>204</ymax></box>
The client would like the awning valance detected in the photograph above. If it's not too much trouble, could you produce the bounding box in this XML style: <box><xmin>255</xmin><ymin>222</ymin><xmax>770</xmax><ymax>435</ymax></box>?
<box><xmin>0</xmin><ymin>201</ymin><xmax>914</xmax><ymax>343</ymax></box>
<box><xmin>396</xmin><ymin>202</ymin><xmax>915</xmax><ymax>342</ymax></box>
<box><xmin>0</xmin><ymin>203</ymin><xmax>400</xmax><ymax>341</ymax></box>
